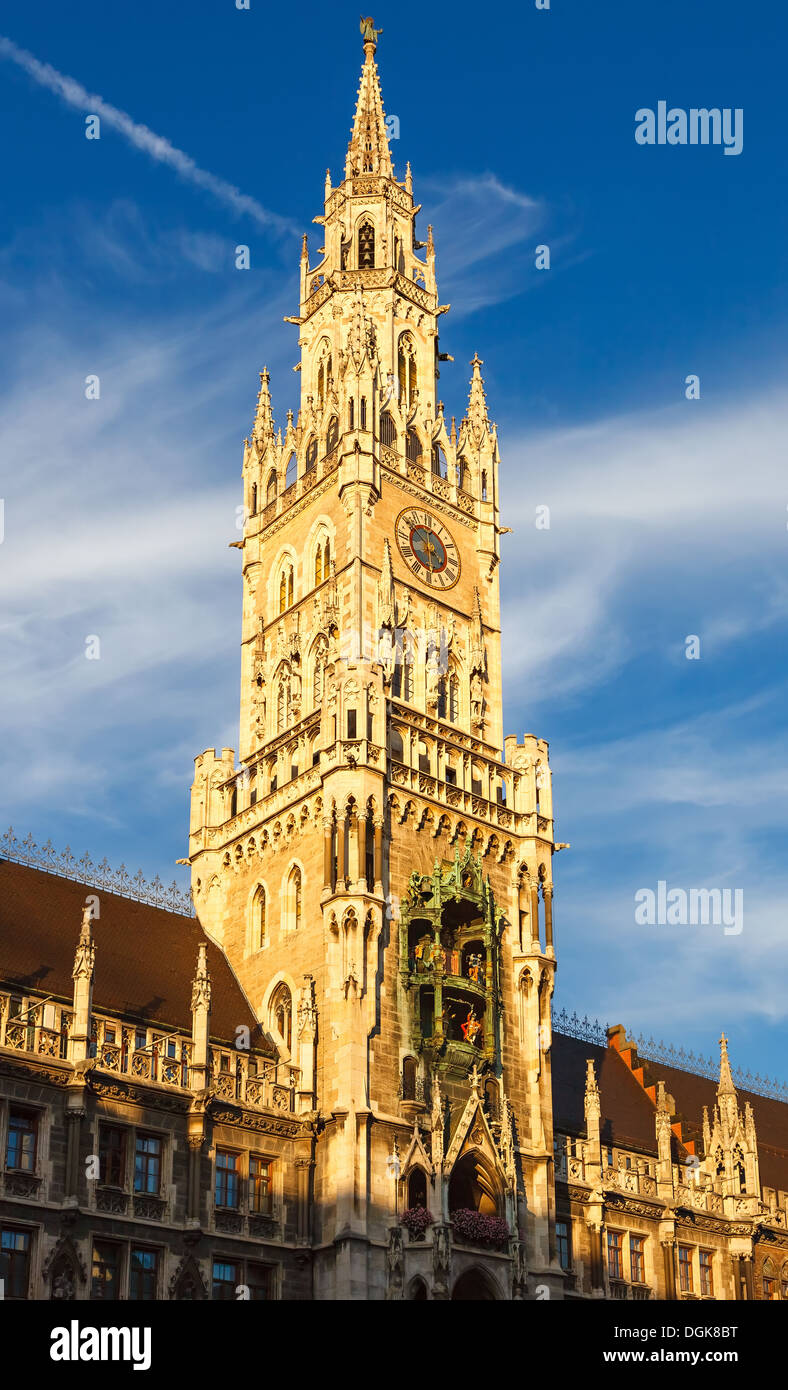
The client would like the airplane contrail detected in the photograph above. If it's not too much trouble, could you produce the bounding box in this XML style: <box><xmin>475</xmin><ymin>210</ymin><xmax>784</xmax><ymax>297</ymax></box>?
<box><xmin>0</xmin><ymin>34</ymin><xmax>296</xmax><ymax>236</ymax></box>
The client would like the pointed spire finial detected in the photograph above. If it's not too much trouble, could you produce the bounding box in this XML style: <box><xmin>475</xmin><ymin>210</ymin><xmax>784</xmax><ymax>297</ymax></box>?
<box><xmin>346</xmin><ymin>23</ymin><xmax>393</xmax><ymax>180</ymax></box>
<box><xmin>718</xmin><ymin>1033</ymin><xmax>736</xmax><ymax>1096</ymax></box>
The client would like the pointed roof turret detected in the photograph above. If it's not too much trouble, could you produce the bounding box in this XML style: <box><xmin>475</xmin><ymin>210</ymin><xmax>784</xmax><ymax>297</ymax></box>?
<box><xmin>464</xmin><ymin>353</ymin><xmax>492</xmax><ymax>446</ymax></box>
<box><xmin>346</xmin><ymin>21</ymin><xmax>393</xmax><ymax>180</ymax></box>
<box><xmin>252</xmin><ymin>367</ymin><xmax>275</xmax><ymax>445</ymax></box>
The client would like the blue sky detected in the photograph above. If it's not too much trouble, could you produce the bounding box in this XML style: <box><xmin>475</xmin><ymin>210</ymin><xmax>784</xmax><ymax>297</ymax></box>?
<box><xmin>1</xmin><ymin>0</ymin><xmax>787</xmax><ymax>1080</ymax></box>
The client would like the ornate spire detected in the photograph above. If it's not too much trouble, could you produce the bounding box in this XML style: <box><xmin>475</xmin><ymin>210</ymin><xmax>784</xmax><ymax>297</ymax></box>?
<box><xmin>253</xmin><ymin>367</ymin><xmax>275</xmax><ymax>445</ymax></box>
<box><xmin>464</xmin><ymin>353</ymin><xmax>492</xmax><ymax>446</ymax></box>
<box><xmin>345</xmin><ymin>24</ymin><xmax>393</xmax><ymax>180</ymax></box>
<box><xmin>584</xmin><ymin>1058</ymin><xmax>600</xmax><ymax>1124</ymax></box>
<box><xmin>718</xmin><ymin>1033</ymin><xmax>736</xmax><ymax>1097</ymax></box>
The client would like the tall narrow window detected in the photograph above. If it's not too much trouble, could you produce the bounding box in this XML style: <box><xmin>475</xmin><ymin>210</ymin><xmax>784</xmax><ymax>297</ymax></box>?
<box><xmin>271</xmin><ymin>983</ymin><xmax>293</xmax><ymax>1050</ymax></box>
<box><xmin>305</xmin><ymin>437</ymin><xmax>318</xmax><ymax>472</ymax></box>
<box><xmin>360</xmin><ymin>396</ymin><xmax>367</xmax><ymax>430</ymax></box>
<box><xmin>252</xmin><ymin>886</ymin><xmax>266</xmax><ymax>950</ymax></box>
<box><xmin>678</xmin><ymin>1245</ymin><xmax>694</xmax><ymax>1293</ymax></box>
<box><xmin>315</xmin><ymin>543</ymin><xmax>324</xmax><ymax>586</ymax></box>
<box><xmin>6</xmin><ymin>1111</ymin><xmax>36</xmax><ymax>1172</ymax></box>
<box><xmin>212</xmin><ymin>1259</ymin><xmax>238</xmax><ymax>1301</ymax></box>
<box><xmin>215</xmin><ymin>1150</ymin><xmax>240</xmax><ymax>1209</ymax></box>
<box><xmin>556</xmin><ymin>1221</ymin><xmax>571</xmax><ymax>1271</ymax></box>
<box><xmin>266</xmin><ymin>470</ymin><xmax>278</xmax><ymax>505</ymax></box>
<box><xmin>481</xmin><ymin>469</ymin><xmax>488</xmax><ymax>501</ymax></box>
<box><xmin>99</xmin><ymin>1125</ymin><xmax>126</xmax><ymax>1187</ymax></box>
<box><xmin>249</xmin><ymin>1157</ymin><xmax>273</xmax><ymax>1214</ymax></box>
<box><xmin>130</xmin><ymin>1249</ymin><xmax>159</xmax><ymax>1300</ymax></box>
<box><xmin>347</xmin><ymin>709</ymin><xmax>357</xmax><ymax>739</ymax></box>
<box><xmin>449</xmin><ymin>673</ymin><xmax>460</xmax><ymax>723</ymax></box>
<box><xmin>348</xmin><ymin>398</ymin><xmax>354</xmax><ymax>430</ymax></box>
<box><xmin>133</xmin><ymin>1134</ymin><xmax>161</xmax><ymax>1195</ymax></box>
<box><xmin>250</xmin><ymin>483</ymin><xmax>258</xmax><ymax>513</ymax></box>
<box><xmin>327</xmin><ymin>416</ymin><xmax>339</xmax><ymax>453</ymax></box>
<box><xmin>278</xmin><ymin>564</ymin><xmax>294</xmax><ymax>613</ymax></box>
<box><xmin>292</xmin><ymin>867</ymin><xmax>302</xmax><ymax>931</ymax></box>
<box><xmin>607</xmin><ymin>1230</ymin><xmax>624</xmax><ymax>1281</ymax></box>
<box><xmin>630</xmin><ymin>1235</ymin><xmax>645</xmax><ymax>1284</ymax></box>
<box><xmin>358</xmin><ymin>220</ymin><xmax>375</xmax><ymax>268</ymax></box>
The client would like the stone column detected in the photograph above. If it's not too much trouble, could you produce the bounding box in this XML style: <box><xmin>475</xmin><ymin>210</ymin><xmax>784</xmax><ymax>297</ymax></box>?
<box><xmin>322</xmin><ymin>817</ymin><xmax>333</xmax><ymax>894</ymax></box>
<box><xmin>190</xmin><ymin>945</ymin><xmax>212</xmax><ymax>1091</ymax></box>
<box><xmin>358</xmin><ymin>813</ymin><xmax>368</xmax><ymax>891</ymax></box>
<box><xmin>337</xmin><ymin>815</ymin><xmax>346</xmax><ymax>892</ymax></box>
<box><xmin>741</xmin><ymin>1255</ymin><xmax>754</xmax><ymax>1301</ymax></box>
<box><xmin>543</xmin><ymin>884</ymin><xmax>554</xmax><ymax>956</ymax></box>
<box><xmin>529</xmin><ymin>877</ymin><xmax>540</xmax><ymax>951</ymax></box>
<box><xmin>69</xmin><ymin>906</ymin><xmax>95</xmax><ymax>1064</ymax></box>
<box><xmin>373</xmin><ymin>818</ymin><xmax>384</xmax><ymax>894</ymax></box>
<box><xmin>661</xmin><ymin>1239</ymin><xmax>677</xmax><ymax>1300</ymax></box>
<box><xmin>64</xmin><ymin>1103</ymin><xmax>86</xmax><ymax>1200</ymax></box>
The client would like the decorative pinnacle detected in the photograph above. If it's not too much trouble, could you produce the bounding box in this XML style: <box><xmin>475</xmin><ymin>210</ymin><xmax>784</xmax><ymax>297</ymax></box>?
<box><xmin>718</xmin><ymin>1033</ymin><xmax>737</xmax><ymax>1096</ymax></box>
<box><xmin>346</xmin><ymin>22</ymin><xmax>393</xmax><ymax>179</ymax></box>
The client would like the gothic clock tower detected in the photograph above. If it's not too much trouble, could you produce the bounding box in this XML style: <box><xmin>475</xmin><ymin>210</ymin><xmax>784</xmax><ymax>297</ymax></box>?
<box><xmin>188</xmin><ymin>24</ymin><xmax>563</xmax><ymax>1301</ymax></box>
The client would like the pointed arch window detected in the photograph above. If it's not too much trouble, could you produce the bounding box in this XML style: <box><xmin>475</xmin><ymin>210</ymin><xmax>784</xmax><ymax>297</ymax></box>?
<box><xmin>432</xmin><ymin>444</ymin><xmax>447</xmax><ymax>479</ymax></box>
<box><xmin>314</xmin><ymin>536</ymin><xmax>331</xmax><ymax>586</ymax></box>
<box><xmin>266</xmin><ymin>470</ymin><xmax>278</xmax><ymax>506</ymax></box>
<box><xmin>276</xmin><ymin>668</ymin><xmax>291</xmax><ymax>731</ymax></box>
<box><xmin>360</xmin><ymin>396</ymin><xmax>367</xmax><ymax>430</ymax></box>
<box><xmin>271</xmin><ymin>983</ymin><xmax>292</xmax><ymax>1052</ymax></box>
<box><xmin>349</xmin><ymin>398</ymin><xmax>355</xmax><ymax>430</ymax></box>
<box><xmin>285</xmin><ymin>454</ymin><xmax>297</xmax><ymax>490</ymax></box>
<box><xmin>457</xmin><ymin>457</ymin><xmax>469</xmax><ymax>493</ymax></box>
<box><xmin>481</xmin><ymin>470</ymin><xmax>488</xmax><ymax>501</ymax></box>
<box><xmin>287</xmin><ymin>865</ymin><xmax>302</xmax><ymax>933</ymax></box>
<box><xmin>327</xmin><ymin>416</ymin><xmax>339</xmax><ymax>453</ymax></box>
<box><xmin>251</xmin><ymin>886</ymin><xmax>266</xmax><ymax>951</ymax></box>
<box><xmin>317</xmin><ymin>348</ymin><xmax>333</xmax><ymax>410</ymax></box>
<box><xmin>398</xmin><ymin>334</ymin><xmax>418</xmax><ymax>409</ymax></box>
<box><xmin>278</xmin><ymin>563</ymin><xmax>294</xmax><ymax>614</ymax></box>
<box><xmin>305</xmin><ymin>437</ymin><xmax>318</xmax><ymax>473</ymax></box>
<box><xmin>358</xmin><ymin>220</ymin><xmax>375</xmax><ymax>269</ymax></box>
<box><xmin>250</xmin><ymin>483</ymin><xmax>258</xmax><ymax>514</ymax></box>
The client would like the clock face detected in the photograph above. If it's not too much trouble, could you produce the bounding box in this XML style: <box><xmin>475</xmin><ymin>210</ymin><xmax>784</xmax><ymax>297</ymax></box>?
<box><xmin>395</xmin><ymin>508</ymin><xmax>460</xmax><ymax>590</ymax></box>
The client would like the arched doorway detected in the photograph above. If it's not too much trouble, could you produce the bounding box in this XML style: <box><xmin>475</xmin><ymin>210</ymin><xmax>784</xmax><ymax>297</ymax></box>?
<box><xmin>408</xmin><ymin>1277</ymin><xmax>429</xmax><ymax>1300</ymax></box>
<box><xmin>448</xmin><ymin>1152</ymin><xmax>501</xmax><ymax>1216</ymax></box>
<box><xmin>451</xmin><ymin>1268</ymin><xmax>498</xmax><ymax>1301</ymax></box>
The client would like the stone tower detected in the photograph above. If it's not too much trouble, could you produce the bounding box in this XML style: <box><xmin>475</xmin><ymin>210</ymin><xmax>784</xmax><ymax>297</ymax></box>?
<box><xmin>188</xmin><ymin>24</ymin><xmax>562</xmax><ymax>1300</ymax></box>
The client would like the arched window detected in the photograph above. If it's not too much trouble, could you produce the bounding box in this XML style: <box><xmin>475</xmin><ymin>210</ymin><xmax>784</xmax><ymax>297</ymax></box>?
<box><xmin>250</xmin><ymin>483</ymin><xmax>258</xmax><ymax>514</ymax></box>
<box><xmin>481</xmin><ymin>470</ymin><xmax>488</xmax><ymax>501</ymax></box>
<box><xmin>305</xmin><ymin>437</ymin><xmax>318</xmax><ymax>472</ymax></box>
<box><xmin>360</xmin><ymin>396</ymin><xmax>367</xmax><ymax>430</ymax></box>
<box><xmin>402</xmin><ymin>1056</ymin><xmax>418</xmax><ymax>1101</ymax></box>
<box><xmin>417</xmin><ymin>739</ymin><xmax>430</xmax><ymax>774</ymax></box>
<box><xmin>285</xmin><ymin>454</ymin><xmax>297</xmax><ymax>490</ymax></box>
<box><xmin>314</xmin><ymin>535</ymin><xmax>330</xmax><ymax>586</ymax></box>
<box><xmin>348</xmin><ymin>398</ymin><xmax>355</xmax><ymax>430</ymax></box>
<box><xmin>266</xmin><ymin>470</ymin><xmax>278</xmax><ymax>506</ymax></box>
<box><xmin>408</xmin><ymin>1169</ymin><xmax>428</xmax><ymax>1210</ymax></box>
<box><xmin>390</xmin><ymin>728</ymin><xmax>404</xmax><ymax>761</ymax></box>
<box><xmin>278</xmin><ymin>563</ymin><xmax>294</xmax><ymax>614</ymax></box>
<box><xmin>326</xmin><ymin>416</ymin><xmax>339</xmax><ymax>453</ymax></box>
<box><xmin>398</xmin><ymin>333</ymin><xmax>418</xmax><ymax>408</ymax></box>
<box><xmin>271</xmin><ymin>983</ymin><xmax>292</xmax><ymax>1052</ymax></box>
<box><xmin>457</xmin><ymin>458</ymin><xmax>468</xmax><ymax>492</ymax></box>
<box><xmin>406</xmin><ymin>429</ymin><xmax>422</xmax><ymax>463</ymax></box>
<box><xmin>251</xmin><ymin>886</ymin><xmax>266</xmax><ymax>951</ymax></box>
<box><xmin>380</xmin><ymin>411</ymin><xmax>396</xmax><ymax>448</ymax></box>
<box><xmin>448</xmin><ymin>1153</ymin><xmax>501</xmax><ymax>1217</ymax></box>
<box><xmin>358</xmin><ymin>220</ymin><xmax>375</xmax><ymax>268</ymax></box>
<box><xmin>287</xmin><ymin>865</ymin><xmax>302</xmax><ymax>932</ymax></box>
<box><xmin>432</xmin><ymin>444</ymin><xmax>447</xmax><ymax>479</ymax></box>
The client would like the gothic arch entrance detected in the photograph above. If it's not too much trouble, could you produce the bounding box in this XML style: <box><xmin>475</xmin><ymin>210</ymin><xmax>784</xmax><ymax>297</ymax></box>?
<box><xmin>448</xmin><ymin>1152</ymin><xmax>502</xmax><ymax>1216</ymax></box>
<box><xmin>451</xmin><ymin>1268</ymin><xmax>498</xmax><ymax>1301</ymax></box>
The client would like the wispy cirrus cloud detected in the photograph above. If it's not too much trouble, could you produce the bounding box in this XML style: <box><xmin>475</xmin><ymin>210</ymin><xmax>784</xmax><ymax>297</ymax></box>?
<box><xmin>0</xmin><ymin>34</ymin><xmax>297</xmax><ymax>237</ymax></box>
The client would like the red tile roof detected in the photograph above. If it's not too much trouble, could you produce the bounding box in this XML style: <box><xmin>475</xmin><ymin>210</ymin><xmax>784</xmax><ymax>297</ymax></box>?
<box><xmin>0</xmin><ymin>858</ymin><xmax>267</xmax><ymax>1049</ymax></box>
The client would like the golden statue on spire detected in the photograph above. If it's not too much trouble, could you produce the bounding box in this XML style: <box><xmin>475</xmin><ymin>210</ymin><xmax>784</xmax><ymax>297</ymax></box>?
<box><xmin>360</xmin><ymin>15</ymin><xmax>383</xmax><ymax>45</ymax></box>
